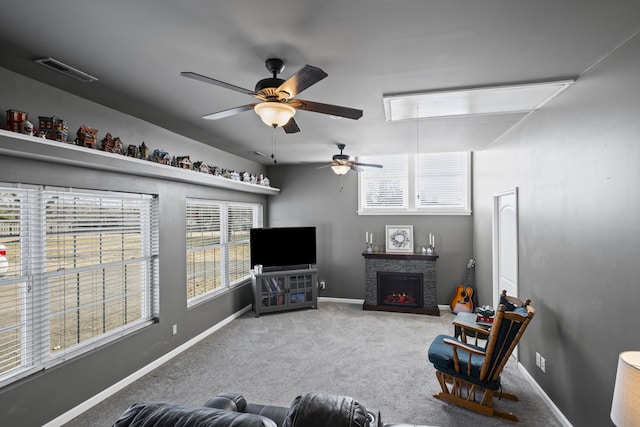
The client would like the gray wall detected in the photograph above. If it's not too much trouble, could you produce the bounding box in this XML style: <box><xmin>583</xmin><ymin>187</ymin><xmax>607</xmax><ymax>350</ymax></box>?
<box><xmin>4</xmin><ymin>28</ymin><xmax>639</xmax><ymax>424</ymax></box>
<box><xmin>266</xmin><ymin>164</ymin><xmax>473</xmax><ymax>304</ymax></box>
<box><xmin>0</xmin><ymin>69</ymin><xmax>266</xmax><ymax>426</ymax></box>
<box><xmin>473</xmin><ymin>32</ymin><xmax>640</xmax><ymax>426</ymax></box>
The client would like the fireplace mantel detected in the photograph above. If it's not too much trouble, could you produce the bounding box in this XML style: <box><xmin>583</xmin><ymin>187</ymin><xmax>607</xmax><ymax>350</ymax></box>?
<box><xmin>362</xmin><ymin>251</ymin><xmax>439</xmax><ymax>316</ymax></box>
<box><xmin>362</xmin><ymin>251</ymin><xmax>439</xmax><ymax>261</ymax></box>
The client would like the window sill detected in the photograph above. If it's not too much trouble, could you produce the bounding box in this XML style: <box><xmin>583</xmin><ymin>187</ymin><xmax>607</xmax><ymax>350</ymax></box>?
<box><xmin>0</xmin><ymin>130</ymin><xmax>280</xmax><ymax>195</ymax></box>
<box><xmin>187</xmin><ymin>279</ymin><xmax>251</xmax><ymax>309</ymax></box>
<box><xmin>358</xmin><ymin>208</ymin><xmax>472</xmax><ymax>216</ymax></box>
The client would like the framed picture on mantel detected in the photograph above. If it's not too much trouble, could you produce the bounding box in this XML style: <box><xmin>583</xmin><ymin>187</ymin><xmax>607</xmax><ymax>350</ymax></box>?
<box><xmin>385</xmin><ymin>225</ymin><xmax>413</xmax><ymax>253</ymax></box>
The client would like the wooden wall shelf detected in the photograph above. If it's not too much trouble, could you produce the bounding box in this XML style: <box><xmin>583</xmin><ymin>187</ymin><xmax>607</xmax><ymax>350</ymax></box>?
<box><xmin>0</xmin><ymin>129</ymin><xmax>280</xmax><ymax>195</ymax></box>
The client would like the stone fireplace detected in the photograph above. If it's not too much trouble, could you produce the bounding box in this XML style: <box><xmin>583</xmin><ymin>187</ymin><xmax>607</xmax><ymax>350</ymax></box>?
<box><xmin>363</xmin><ymin>251</ymin><xmax>439</xmax><ymax>315</ymax></box>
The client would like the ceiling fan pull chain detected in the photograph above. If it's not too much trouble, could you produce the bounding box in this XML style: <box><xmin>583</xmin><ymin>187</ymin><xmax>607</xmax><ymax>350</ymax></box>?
<box><xmin>271</xmin><ymin>126</ymin><xmax>277</xmax><ymax>164</ymax></box>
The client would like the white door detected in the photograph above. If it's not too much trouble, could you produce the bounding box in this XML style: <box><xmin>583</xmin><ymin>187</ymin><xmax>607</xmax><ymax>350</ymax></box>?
<box><xmin>493</xmin><ymin>188</ymin><xmax>519</xmax><ymax>305</ymax></box>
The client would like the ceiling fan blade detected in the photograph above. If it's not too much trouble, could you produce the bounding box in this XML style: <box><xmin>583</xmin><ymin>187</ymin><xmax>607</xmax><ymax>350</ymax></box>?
<box><xmin>289</xmin><ymin>99</ymin><xmax>363</xmax><ymax>120</ymax></box>
<box><xmin>351</xmin><ymin>165</ymin><xmax>363</xmax><ymax>172</ymax></box>
<box><xmin>353</xmin><ymin>162</ymin><xmax>383</xmax><ymax>168</ymax></box>
<box><xmin>202</xmin><ymin>104</ymin><xmax>257</xmax><ymax>120</ymax></box>
<box><xmin>282</xmin><ymin>117</ymin><xmax>301</xmax><ymax>134</ymax></box>
<box><xmin>181</xmin><ymin>72</ymin><xmax>256</xmax><ymax>96</ymax></box>
<box><xmin>277</xmin><ymin>65</ymin><xmax>328</xmax><ymax>99</ymax></box>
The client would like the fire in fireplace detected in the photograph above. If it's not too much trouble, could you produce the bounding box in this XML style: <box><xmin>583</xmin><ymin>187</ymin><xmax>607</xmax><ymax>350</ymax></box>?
<box><xmin>377</xmin><ymin>272</ymin><xmax>423</xmax><ymax>308</ymax></box>
<box><xmin>383</xmin><ymin>292</ymin><xmax>417</xmax><ymax>305</ymax></box>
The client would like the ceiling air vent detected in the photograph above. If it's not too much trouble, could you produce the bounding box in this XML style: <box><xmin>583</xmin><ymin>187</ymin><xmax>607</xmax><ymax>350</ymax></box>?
<box><xmin>35</xmin><ymin>57</ymin><xmax>98</xmax><ymax>83</ymax></box>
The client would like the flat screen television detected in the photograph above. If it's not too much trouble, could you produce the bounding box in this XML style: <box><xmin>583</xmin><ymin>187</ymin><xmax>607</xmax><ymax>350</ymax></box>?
<box><xmin>250</xmin><ymin>227</ymin><xmax>317</xmax><ymax>271</ymax></box>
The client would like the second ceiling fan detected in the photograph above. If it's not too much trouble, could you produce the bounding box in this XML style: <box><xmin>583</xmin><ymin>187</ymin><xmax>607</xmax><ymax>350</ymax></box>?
<box><xmin>326</xmin><ymin>144</ymin><xmax>383</xmax><ymax>175</ymax></box>
<box><xmin>181</xmin><ymin>58</ymin><xmax>363</xmax><ymax>133</ymax></box>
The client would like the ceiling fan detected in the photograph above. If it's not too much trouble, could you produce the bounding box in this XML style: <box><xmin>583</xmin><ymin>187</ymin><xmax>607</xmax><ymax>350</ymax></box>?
<box><xmin>181</xmin><ymin>58</ymin><xmax>363</xmax><ymax>133</ymax></box>
<box><xmin>327</xmin><ymin>144</ymin><xmax>383</xmax><ymax>175</ymax></box>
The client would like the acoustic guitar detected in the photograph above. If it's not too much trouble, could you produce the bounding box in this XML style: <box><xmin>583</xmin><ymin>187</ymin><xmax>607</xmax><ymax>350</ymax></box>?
<box><xmin>449</xmin><ymin>259</ymin><xmax>476</xmax><ymax>313</ymax></box>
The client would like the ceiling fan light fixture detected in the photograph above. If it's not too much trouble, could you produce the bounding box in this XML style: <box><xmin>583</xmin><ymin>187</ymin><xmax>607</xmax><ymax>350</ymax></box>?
<box><xmin>254</xmin><ymin>102</ymin><xmax>295</xmax><ymax>127</ymax></box>
<box><xmin>331</xmin><ymin>164</ymin><xmax>351</xmax><ymax>175</ymax></box>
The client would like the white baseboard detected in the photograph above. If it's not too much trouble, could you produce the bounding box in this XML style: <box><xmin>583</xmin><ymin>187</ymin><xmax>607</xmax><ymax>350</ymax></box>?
<box><xmin>318</xmin><ymin>296</ymin><xmax>364</xmax><ymax>305</ymax></box>
<box><xmin>43</xmin><ymin>304</ymin><xmax>253</xmax><ymax>427</ymax></box>
<box><xmin>518</xmin><ymin>362</ymin><xmax>573</xmax><ymax>427</ymax></box>
<box><xmin>438</xmin><ymin>304</ymin><xmax>452</xmax><ymax>312</ymax></box>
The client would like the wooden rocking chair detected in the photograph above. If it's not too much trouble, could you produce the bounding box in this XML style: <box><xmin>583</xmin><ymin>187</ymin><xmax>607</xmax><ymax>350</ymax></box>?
<box><xmin>427</xmin><ymin>298</ymin><xmax>535</xmax><ymax>422</ymax></box>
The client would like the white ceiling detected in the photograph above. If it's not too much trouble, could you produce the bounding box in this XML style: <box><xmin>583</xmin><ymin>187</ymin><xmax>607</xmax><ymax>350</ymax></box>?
<box><xmin>1</xmin><ymin>1</ymin><xmax>639</xmax><ymax>165</ymax></box>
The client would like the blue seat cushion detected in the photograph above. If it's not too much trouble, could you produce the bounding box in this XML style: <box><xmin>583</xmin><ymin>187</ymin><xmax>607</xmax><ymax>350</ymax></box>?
<box><xmin>427</xmin><ymin>334</ymin><xmax>500</xmax><ymax>390</ymax></box>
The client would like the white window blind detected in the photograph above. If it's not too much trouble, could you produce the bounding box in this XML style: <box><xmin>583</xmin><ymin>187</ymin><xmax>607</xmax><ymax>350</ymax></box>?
<box><xmin>0</xmin><ymin>184</ymin><xmax>159</xmax><ymax>387</ymax></box>
<box><xmin>359</xmin><ymin>154</ymin><xmax>409</xmax><ymax>209</ymax></box>
<box><xmin>186</xmin><ymin>199</ymin><xmax>260</xmax><ymax>305</ymax></box>
<box><xmin>227</xmin><ymin>205</ymin><xmax>254</xmax><ymax>285</ymax></box>
<box><xmin>186</xmin><ymin>201</ymin><xmax>221</xmax><ymax>300</ymax></box>
<box><xmin>416</xmin><ymin>152</ymin><xmax>469</xmax><ymax>209</ymax></box>
<box><xmin>358</xmin><ymin>152</ymin><xmax>471</xmax><ymax>215</ymax></box>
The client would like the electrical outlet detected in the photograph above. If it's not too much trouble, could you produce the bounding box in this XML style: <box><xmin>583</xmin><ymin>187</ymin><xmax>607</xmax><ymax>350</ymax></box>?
<box><xmin>536</xmin><ymin>352</ymin><xmax>541</xmax><ymax>367</ymax></box>
<box><xmin>172</xmin><ymin>324</ymin><xmax>178</xmax><ymax>335</ymax></box>
<box><xmin>319</xmin><ymin>280</ymin><xmax>326</xmax><ymax>289</ymax></box>
<box><xmin>540</xmin><ymin>355</ymin><xmax>546</xmax><ymax>373</ymax></box>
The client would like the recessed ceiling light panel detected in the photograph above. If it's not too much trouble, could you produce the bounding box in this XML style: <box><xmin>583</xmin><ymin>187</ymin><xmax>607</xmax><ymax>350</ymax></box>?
<box><xmin>383</xmin><ymin>80</ymin><xmax>574</xmax><ymax>121</ymax></box>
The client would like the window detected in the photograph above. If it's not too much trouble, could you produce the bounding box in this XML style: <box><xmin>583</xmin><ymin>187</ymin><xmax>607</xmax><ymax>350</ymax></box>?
<box><xmin>0</xmin><ymin>184</ymin><xmax>159</xmax><ymax>387</ymax></box>
<box><xmin>186</xmin><ymin>199</ymin><xmax>260</xmax><ymax>305</ymax></box>
<box><xmin>359</xmin><ymin>154</ymin><xmax>409</xmax><ymax>209</ymax></box>
<box><xmin>358</xmin><ymin>152</ymin><xmax>471</xmax><ymax>215</ymax></box>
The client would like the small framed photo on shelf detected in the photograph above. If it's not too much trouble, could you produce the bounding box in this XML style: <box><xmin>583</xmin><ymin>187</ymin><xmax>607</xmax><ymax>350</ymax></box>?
<box><xmin>385</xmin><ymin>225</ymin><xmax>414</xmax><ymax>253</ymax></box>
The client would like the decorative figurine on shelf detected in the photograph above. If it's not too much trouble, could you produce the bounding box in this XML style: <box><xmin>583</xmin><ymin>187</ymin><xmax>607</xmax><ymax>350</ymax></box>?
<box><xmin>7</xmin><ymin>109</ymin><xmax>29</xmax><ymax>133</ymax></box>
<box><xmin>176</xmin><ymin>156</ymin><xmax>192</xmax><ymax>169</ymax></box>
<box><xmin>139</xmin><ymin>142</ymin><xmax>148</xmax><ymax>160</ymax></box>
<box><xmin>19</xmin><ymin>120</ymin><xmax>34</xmax><ymax>136</ymax></box>
<box><xmin>127</xmin><ymin>144</ymin><xmax>139</xmax><ymax>158</ymax></box>
<box><xmin>102</xmin><ymin>133</ymin><xmax>123</xmax><ymax>154</ymax></box>
<box><xmin>38</xmin><ymin>116</ymin><xmax>68</xmax><ymax>142</ymax></box>
<box><xmin>112</xmin><ymin>137</ymin><xmax>124</xmax><ymax>154</ymax></box>
<box><xmin>152</xmin><ymin>149</ymin><xmax>171</xmax><ymax>165</ymax></box>
<box><xmin>75</xmin><ymin>125</ymin><xmax>98</xmax><ymax>149</ymax></box>
<box><xmin>193</xmin><ymin>161</ymin><xmax>210</xmax><ymax>173</ymax></box>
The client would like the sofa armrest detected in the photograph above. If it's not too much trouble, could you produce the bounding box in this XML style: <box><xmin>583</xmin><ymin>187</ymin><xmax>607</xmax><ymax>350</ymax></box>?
<box><xmin>113</xmin><ymin>402</ymin><xmax>277</xmax><ymax>427</ymax></box>
<box><xmin>204</xmin><ymin>393</ymin><xmax>289</xmax><ymax>426</ymax></box>
<box><xmin>203</xmin><ymin>392</ymin><xmax>248</xmax><ymax>412</ymax></box>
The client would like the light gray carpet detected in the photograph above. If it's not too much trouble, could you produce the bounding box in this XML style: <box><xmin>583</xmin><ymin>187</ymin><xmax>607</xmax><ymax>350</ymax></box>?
<box><xmin>65</xmin><ymin>301</ymin><xmax>563</xmax><ymax>426</ymax></box>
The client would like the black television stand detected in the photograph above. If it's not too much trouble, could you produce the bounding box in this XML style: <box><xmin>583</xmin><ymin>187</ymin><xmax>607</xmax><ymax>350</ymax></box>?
<box><xmin>251</xmin><ymin>267</ymin><xmax>318</xmax><ymax>317</ymax></box>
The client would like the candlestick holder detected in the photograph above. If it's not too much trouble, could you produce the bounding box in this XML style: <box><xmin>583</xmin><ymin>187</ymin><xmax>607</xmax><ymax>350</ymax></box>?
<box><xmin>366</xmin><ymin>242</ymin><xmax>373</xmax><ymax>253</ymax></box>
<box><xmin>426</xmin><ymin>245</ymin><xmax>434</xmax><ymax>254</ymax></box>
